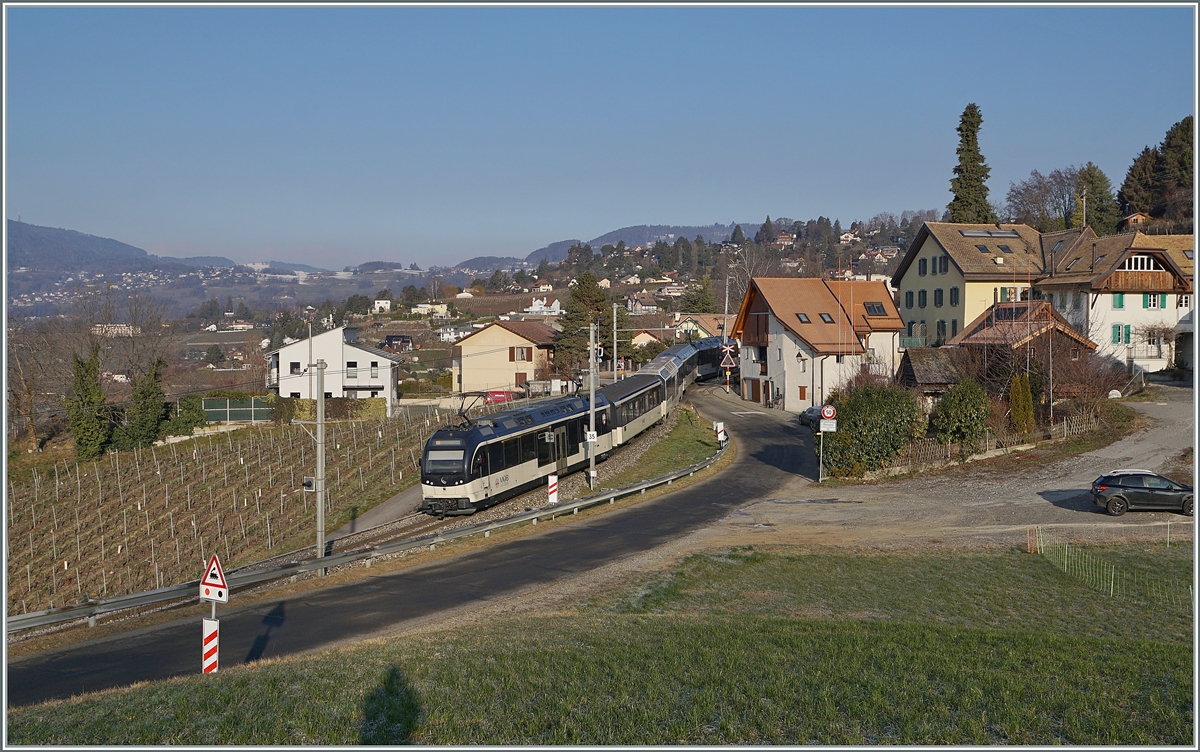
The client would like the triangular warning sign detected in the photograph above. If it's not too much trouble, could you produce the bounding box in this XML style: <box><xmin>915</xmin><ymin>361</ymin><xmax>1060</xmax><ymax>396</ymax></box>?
<box><xmin>720</xmin><ymin>353</ymin><xmax>737</xmax><ymax>368</ymax></box>
<box><xmin>202</xmin><ymin>554</ymin><xmax>227</xmax><ymax>589</ymax></box>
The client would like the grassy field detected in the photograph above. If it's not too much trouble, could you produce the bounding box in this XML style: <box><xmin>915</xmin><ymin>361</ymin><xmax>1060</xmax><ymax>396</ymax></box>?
<box><xmin>9</xmin><ymin>544</ymin><xmax>1191</xmax><ymax>745</ymax></box>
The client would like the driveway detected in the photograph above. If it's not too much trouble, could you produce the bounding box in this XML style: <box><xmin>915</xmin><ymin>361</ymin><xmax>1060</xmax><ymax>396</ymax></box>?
<box><xmin>682</xmin><ymin>383</ymin><xmax>1194</xmax><ymax>552</ymax></box>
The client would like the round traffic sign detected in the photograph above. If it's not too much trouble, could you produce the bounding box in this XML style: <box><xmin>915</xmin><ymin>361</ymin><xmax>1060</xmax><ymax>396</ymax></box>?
<box><xmin>821</xmin><ymin>405</ymin><xmax>836</xmax><ymax>420</ymax></box>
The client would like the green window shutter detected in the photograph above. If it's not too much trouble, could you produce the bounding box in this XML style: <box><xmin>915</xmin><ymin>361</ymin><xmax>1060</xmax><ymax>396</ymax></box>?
<box><xmin>1112</xmin><ymin>293</ymin><xmax>1123</xmax><ymax>309</ymax></box>
<box><xmin>1112</xmin><ymin>324</ymin><xmax>1121</xmax><ymax>344</ymax></box>
<box><xmin>1124</xmin><ymin>325</ymin><xmax>1131</xmax><ymax>344</ymax></box>
<box><xmin>1160</xmin><ymin>293</ymin><xmax>1167</xmax><ymax>308</ymax></box>
<box><xmin>1143</xmin><ymin>293</ymin><xmax>1150</xmax><ymax>308</ymax></box>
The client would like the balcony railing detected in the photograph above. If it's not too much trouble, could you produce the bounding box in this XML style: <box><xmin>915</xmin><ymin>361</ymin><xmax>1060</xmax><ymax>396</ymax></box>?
<box><xmin>899</xmin><ymin>336</ymin><xmax>926</xmax><ymax>349</ymax></box>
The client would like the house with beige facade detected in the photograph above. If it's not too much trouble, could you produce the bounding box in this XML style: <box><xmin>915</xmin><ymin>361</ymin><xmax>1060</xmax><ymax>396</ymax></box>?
<box><xmin>893</xmin><ymin>222</ymin><xmax>1193</xmax><ymax>373</ymax></box>
<box><xmin>893</xmin><ymin>223</ymin><xmax>1043</xmax><ymax>347</ymax></box>
<box><xmin>731</xmin><ymin>277</ymin><xmax>904</xmax><ymax>412</ymax></box>
<box><xmin>452</xmin><ymin>320</ymin><xmax>558</xmax><ymax>394</ymax></box>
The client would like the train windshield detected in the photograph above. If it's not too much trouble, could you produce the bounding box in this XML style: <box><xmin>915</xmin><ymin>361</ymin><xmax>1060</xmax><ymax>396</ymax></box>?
<box><xmin>425</xmin><ymin>449</ymin><xmax>465</xmax><ymax>473</ymax></box>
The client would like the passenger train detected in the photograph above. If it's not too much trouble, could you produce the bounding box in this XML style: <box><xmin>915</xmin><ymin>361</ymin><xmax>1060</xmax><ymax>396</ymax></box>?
<box><xmin>419</xmin><ymin>337</ymin><xmax>726</xmax><ymax>517</ymax></box>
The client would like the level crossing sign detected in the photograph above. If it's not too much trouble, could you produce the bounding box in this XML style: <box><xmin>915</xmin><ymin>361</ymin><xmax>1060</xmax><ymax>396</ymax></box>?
<box><xmin>199</xmin><ymin>554</ymin><xmax>228</xmax><ymax>604</ymax></box>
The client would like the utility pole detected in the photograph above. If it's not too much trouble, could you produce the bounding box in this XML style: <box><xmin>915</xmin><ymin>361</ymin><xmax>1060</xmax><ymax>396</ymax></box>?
<box><xmin>315</xmin><ymin>359</ymin><xmax>326</xmax><ymax>571</ymax></box>
<box><xmin>613</xmin><ymin>303</ymin><xmax>619</xmax><ymax>381</ymax></box>
<box><xmin>588</xmin><ymin>323</ymin><xmax>597</xmax><ymax>489</ymax></box>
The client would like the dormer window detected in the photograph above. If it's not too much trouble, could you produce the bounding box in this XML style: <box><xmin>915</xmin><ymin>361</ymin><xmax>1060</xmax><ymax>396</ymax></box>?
<box><xmin>819</xmin><ymin>313</ymin><xmax>835</xmax><ymax>324</ymax></box>
<box><xmin>796</xmin><ymin>313</ymin><xmax>810</xmax><ymax>324</ymax></box>
<box><xmin>864</xmin><ymin>302</ymin><xmax>886</xmax><ymax>316</ymax></box>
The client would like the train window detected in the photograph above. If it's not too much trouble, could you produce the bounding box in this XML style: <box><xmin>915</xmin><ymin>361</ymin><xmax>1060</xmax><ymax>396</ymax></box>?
<box><xmin>503</xmin><ymin>439</ymin><xmax>520</xmax><ymax>469</ymax></box>
<box><xmin>426</xmin><ymin>449</ymin><xmax>465</xmax><ymax>474</ymax></box>
<box><xmin>488</xmin><ymin>443</ymin><xmax>505</xmax><ymax>473</ymax></box>
<box><xmin>537</xmin><ymin>431</ymin><xmax>554</xmax><ymax>466</ymax></box>
<box><xmin>471</xmin><ymin>450</ymin><xmax>486</xmax><ymax>479</ymax></box>
<box><xmin>568</xmin><ymin>419</ymin><xmax>581</xmax><ymax>450</ymax></box>
<box><xmin>599</xmin><ymin>410</ymin><xmax>610</xmax><ymax>434</ymax></box>
<box><xmin>521</xmin><ymin>432</ymin><xmax>538</xmax><ymax>463</ymax></box>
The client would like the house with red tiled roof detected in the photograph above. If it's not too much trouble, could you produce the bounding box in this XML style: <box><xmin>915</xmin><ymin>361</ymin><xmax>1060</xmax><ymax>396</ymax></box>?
<box><xmin>451</xmin><ymin>320</ymin><xmax>558</xmax><ymax>393</ymax></box>
<box><xmin>730</xmin><ymin>277</ymin><xmax>904</xmax><ymax>411</ymax></box>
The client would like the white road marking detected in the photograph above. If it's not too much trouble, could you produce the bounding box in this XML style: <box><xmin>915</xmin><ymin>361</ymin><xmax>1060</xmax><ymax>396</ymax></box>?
<box><xmin>730</xmin><ymin>411</ymin><xmax>765</xmax><ymax>416</ymax></box>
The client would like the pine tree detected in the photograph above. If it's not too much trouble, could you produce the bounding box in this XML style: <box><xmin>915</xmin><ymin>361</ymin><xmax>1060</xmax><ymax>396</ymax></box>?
<box><xmin>1070</xmin><ymin>162</ymin><xmax>1120</xmax><ymax>236</ymax></box>
<box><xmin>730</xmin><ymin>225</ymin><xmax>745</xmax><ymax>244</ymax></box>
<box><xmin>124</xmin><ymin>357</ymin><xmax>168</xmax><ymax>447</ymax></box>
<box><xmin>1153</xmin><ymin>116</ymin><xmax>1193</xmax><ymax>221</ymax></box>
<box><xmin>679</xmin><ymin>280</ymin><xmax>716</xmax><ymax>313</ymax></box>
<box><xmin>556</xmin><ymin>272</ymin><xmax>612</xmax><ymax>373</ymax></box>
<box><xmin>1119</xmin><ymin>146</ymin><xmax>1159</xmax><ymax>216</ymax></box>
<box><xmin>755</xmin><ymin>216</ymin><xmax>776</xmax><ymax>245</ymax></box>
<box><xmin>1009</xmin><ymin>374</ymin><xmax>1035</xmax><ymax>435</ymax></box>
<box><xmin>63</xmin><ymin>344</ymin><xmax>109</xmax><ymax>461</ymax></box>
<box><xmin>947</xmin><ymin>103</ymin><xmax>996</xmax><ymax>223</ymax></box>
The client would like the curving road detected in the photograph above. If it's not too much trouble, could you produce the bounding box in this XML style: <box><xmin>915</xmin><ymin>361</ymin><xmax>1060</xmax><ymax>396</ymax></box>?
<box><xmin>7</xmin><ymin>386</ymin><xmax>811</xmax><ymax>707</ymax></box>
<box><xmin>10</xmin><ymin>383</ymin><xmax>1190</xmax><ymax>707</ymax></box>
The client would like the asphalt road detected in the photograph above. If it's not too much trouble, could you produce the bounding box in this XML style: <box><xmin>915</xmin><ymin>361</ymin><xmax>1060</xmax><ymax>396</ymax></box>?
<box><xmin>7</xmin><ymin>386</ymin><xmax>810</xmax><ymax>707</ymax></box>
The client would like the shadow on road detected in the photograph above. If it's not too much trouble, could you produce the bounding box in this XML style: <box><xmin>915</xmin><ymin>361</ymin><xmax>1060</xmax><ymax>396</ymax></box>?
<box><xmin>1039</xmin><ymin>489</ymin><xmax>1103</xmax><ymax>514</ymax></box>
<box><xmin>359</xmin><ymin>666</ymin><xmax>421</xmax><ymax>743</ymax></box>
<box><xmin>244</xmin><ymin>601</ymin><xmax>287</xmax><ymax>663</ymax></box>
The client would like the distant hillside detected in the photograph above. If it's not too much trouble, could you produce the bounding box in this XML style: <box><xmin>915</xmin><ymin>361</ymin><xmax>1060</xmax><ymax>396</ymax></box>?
<box><xmin>176</xmin><ymin>256</ymin><xmax>235</xmax><ymax>268</ymax></box>
<box><xmin>586</xmin><ymin>224</ymin><xmax>737</xmax><ymax>249</ymax></box>
<box><xmin>524</xmin><ymin>239</ymin><xmax>582</xmax><ymax>264</ymax></box>
<box><xmin>5</xmin><ymin>220</ymin><xmax>234</xmax><ymax>273</ymax></box>
<box><xmin>455</xmin><ymin>255</ymin><xmax>526</xmax><ymax>271</ymax></box>
<box><xmin>268</xmin><ymin>260</ymin><xmax>329</xmax><ymax>273</ymax></box>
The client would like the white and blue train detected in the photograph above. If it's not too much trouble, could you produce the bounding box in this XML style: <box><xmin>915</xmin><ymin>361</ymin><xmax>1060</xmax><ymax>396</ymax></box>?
<box><xmin>419</xmin><ymin>337</ymin><xmax>727</xmax><ymax>517</ymax></box>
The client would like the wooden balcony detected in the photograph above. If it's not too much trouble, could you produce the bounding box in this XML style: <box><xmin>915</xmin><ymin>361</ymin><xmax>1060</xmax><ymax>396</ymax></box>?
<box><xmin>1105</xmin><ymin>271</ymin><xmax>1180</xmax><ymax>292</ymax></box>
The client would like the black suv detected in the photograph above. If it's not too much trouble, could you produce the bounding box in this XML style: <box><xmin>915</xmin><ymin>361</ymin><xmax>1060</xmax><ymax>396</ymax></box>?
<box><xmin>1091</xmin><ymin>470</ymin><xmax>1193</xmax><ymax>517</ymax></box>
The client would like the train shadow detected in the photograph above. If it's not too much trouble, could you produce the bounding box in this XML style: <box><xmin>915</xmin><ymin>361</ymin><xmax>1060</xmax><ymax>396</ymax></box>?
<box><xmin>359</xmin><ymin>666</ymin><xmax>422</xmax><ymax>743</ymax></box>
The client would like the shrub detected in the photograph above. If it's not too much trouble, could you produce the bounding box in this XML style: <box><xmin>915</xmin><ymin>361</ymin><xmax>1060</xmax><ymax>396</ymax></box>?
<box><xmin>161</xmin><ymin>395</ymin><xmax>208</xmax><ymax>438</ymax></box>
<box><xmin>1009</xmin><ymin>374</ymin><xmax>1035</xmax><ymax>435</ymax></box>
<box><xmin>818</xmin><ymin>383</ymin><xmax>924</xmax><ymax>477</ymax></box>
<box><xmin>931</xmin><ymin>378</ymin><xmax>989</xmax><ymax>452</ymax></box>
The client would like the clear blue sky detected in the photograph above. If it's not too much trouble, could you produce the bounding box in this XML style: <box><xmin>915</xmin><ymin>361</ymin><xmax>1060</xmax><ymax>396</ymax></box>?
<box><xmin>5</xmin><ymin>5</ymin><xmax>1195</xmax><ymax>269</ymax></box>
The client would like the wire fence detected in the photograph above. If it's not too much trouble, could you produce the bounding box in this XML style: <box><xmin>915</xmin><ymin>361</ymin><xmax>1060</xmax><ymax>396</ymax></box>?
<box><xmin>883</xmin><ymin>415</ymin><xmax>1099</xmax><ymax>474</ymax></box>
<box><xmin>1030</xmin><ymin>526</ymin><xmax>1193</xmax><ymax>613</ymax></box>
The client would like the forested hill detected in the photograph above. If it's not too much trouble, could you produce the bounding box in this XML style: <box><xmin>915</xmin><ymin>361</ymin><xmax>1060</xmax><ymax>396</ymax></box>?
<box><xmin>524</xmin><ymin>224</ymin><xmax>737</xmax><ymax>264</ymax></box>
<box><xmin>6</xmin><ymin>220</ymin><xmax>234</xmax><ymax>273</ymax></box>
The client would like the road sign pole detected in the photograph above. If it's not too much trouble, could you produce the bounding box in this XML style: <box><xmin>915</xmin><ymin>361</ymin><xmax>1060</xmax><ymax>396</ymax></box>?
<box><xmin>819</xmin><ymin>431</ymin><xmax>823</xmax><ymax>484</ymax></box>
<box><xmin>315</xmin><ymin>359</ymin><xmax>326</xmax><ymax>573</ymax></box>
<box><xmin>203</xmin><ymin>617</ymin><xmax>219</xmax><ymax>673</ymax></box>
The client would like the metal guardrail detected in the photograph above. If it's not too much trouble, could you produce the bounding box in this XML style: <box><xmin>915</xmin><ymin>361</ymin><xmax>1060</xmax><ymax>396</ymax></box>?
<box><xmin>7</xmin><ymin>442</ymin><xmax>729</xmax><ymax>634</ymax></box>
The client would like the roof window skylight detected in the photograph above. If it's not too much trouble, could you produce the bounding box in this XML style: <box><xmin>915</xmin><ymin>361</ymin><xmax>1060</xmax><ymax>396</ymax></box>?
<box><xmin>864</xmin><ymin>302</ymin><xmax>886</xmax><ymax>316</ymax></box>
<box><xmin>796</xmin><ymin>313</ymin><xmax>810</xmax><ymax>324</ymax></box>
<box><xmin>819</xmin><ymin>313</ymin><xmax>835</xmax><ymax>324</ymax></box>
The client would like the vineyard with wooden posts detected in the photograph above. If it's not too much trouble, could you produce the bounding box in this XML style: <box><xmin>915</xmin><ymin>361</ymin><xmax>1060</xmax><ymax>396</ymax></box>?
<box><xmin>5</xmin><ymin>404</ymin><xmax>485</xmax><ymax>616</ymax></box>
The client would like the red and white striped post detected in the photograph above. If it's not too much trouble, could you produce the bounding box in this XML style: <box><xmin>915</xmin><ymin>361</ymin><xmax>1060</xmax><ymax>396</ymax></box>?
<box><xmin>548</xmin><ymin>474</ymin><xmax>558</xmax><ymax>505</ymax></box>
<box><xmin>202</xmin><ymin>618</ymin><xmax>219</xmax><ymax>673</ymax></box>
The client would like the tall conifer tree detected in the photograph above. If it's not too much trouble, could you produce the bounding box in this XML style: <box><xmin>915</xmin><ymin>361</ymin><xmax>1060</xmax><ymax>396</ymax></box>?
<box><xmin>947</xmin><ymin>103</ymin><xmax>996</xmax><ymax>223</ymax></box>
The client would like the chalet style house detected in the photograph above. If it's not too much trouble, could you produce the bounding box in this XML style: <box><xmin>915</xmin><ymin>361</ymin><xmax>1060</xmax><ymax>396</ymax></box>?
<box><xmin>892</xmin><ymin>223</ymin><xmax>1193</xmax><ymax>372</ymax></box>
<box><xmin>731</xmin><ymin>277</ymin><xmax>904</xmax><ymax>411</ymax></box>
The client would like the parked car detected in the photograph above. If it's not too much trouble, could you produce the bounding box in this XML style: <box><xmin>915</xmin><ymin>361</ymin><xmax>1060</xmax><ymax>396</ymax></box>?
<box><xmin>798</xmin><ymin>406</ymin><xmax>823</xmax><ymax>428</ymax></box>
<box><xmin>1091</xmin><ymin>469</ymin><xmax>1193</xmax><ymax>516</ymax></box>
